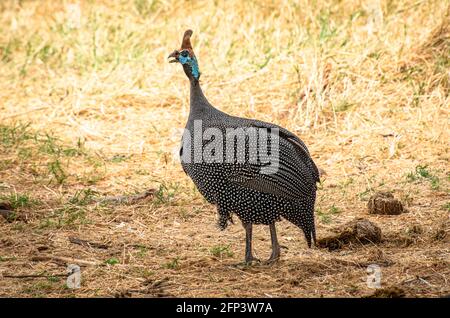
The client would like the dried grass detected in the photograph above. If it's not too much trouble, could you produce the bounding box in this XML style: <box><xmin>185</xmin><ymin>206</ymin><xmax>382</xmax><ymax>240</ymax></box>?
<box><xmin>0</xmin><ymin>0</ymin><xmax>449</xmax><ymax>297</ymax></box>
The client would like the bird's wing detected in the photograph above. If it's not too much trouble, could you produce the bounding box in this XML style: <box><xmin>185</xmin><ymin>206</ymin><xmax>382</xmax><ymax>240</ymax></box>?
<box><xmin>227</xmin><ymin>137</ymin><xmax>317</xmax><ymax>200</ymax></box>
<box><xmin>249</xmin><ymin>119</ymin><xmax>320</xmax><ymax>183</ymax></box>
<box><xmin>205</xmin><ymin>117</ymin><xmax>319</xmax><ymax>200</ymax></box>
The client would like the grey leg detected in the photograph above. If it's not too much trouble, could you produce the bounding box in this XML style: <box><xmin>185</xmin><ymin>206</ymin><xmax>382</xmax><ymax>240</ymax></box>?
<box><xmin>243</xmin><ymin>222</ymin><xmax>259</xmax><ymax>264</ymax></box>
<box><xmin>267</xmin><ymin>223</ymin><xmax>281</xmax><ymax>263</ymax></box>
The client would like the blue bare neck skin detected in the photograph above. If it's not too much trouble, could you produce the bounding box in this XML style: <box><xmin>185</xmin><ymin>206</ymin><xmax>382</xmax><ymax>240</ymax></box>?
<box><xmin>179</xmin><ymin>54</ymin><xmax>222</xmax><ymax>121</ymax></box>
<box><xmin>188</xmin><ymin>80</ymin><xmax>215</xmax><ymax>120</ymax></box>
<box><xmin>179</xmin><ymin>55</ymin><xmax>200</xmax><ymax>80</ymax></box>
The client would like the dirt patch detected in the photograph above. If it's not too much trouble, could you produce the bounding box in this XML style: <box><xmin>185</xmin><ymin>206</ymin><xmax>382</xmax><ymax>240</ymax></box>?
<box><xmin>367</xmin><ymin>286</ymin><xmax>406</xmax><ymax>298</ymax></box>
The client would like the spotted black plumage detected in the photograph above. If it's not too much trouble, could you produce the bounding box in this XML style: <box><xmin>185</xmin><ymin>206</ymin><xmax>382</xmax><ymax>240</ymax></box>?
<box><xmin>169</xmin><ymin>30</ymin><xmax>320</xmax><ymax>263</ymax></box>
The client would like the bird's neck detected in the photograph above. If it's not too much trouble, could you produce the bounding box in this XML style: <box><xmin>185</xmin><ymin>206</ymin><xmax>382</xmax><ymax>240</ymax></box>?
<box><xmin>188</xmin><ymin>79</ymin><xmax>217</xmax><ymax>119</ymax></box>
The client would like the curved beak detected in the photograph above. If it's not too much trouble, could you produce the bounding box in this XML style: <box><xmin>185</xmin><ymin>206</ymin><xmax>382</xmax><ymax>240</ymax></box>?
<box><xmin>168</xmin><ymin>50</ymin><xmax>179</xmax><ymax>63</ymax></box>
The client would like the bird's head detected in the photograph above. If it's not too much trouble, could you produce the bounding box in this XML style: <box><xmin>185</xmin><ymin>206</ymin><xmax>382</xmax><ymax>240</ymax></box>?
<box><xmin>168</xmin><ymin>29</ymin><xmax>200</xmax><ymax>81</ymax></box>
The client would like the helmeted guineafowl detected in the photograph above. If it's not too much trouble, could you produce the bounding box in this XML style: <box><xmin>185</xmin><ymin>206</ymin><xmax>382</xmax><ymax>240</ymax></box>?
<box><xmin>168</xmin><ymin>30</ymin><xmax>320</xmax><ymax>264</ymax></box>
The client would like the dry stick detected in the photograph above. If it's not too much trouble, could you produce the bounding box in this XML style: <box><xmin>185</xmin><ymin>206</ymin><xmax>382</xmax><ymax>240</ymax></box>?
<box><xmin>93</xmin><ymin>189</ymin><xmax>155</xmax><ymax>205</ymax></box>
<box><xmin>68</xmin><ymin>236</ymin><xmax>109</xmax><ymax>249</ymax></box>
<box><xmin>0</xmin><ymin>106</ymin><xmax>50</xmax><ymax>120</ymax></box>
<box><xmin>2</xmin><ymin>273</ymin><xmax>67</xmax><ymax>279</ymax></box>
<box><xmin>31</xmin><ymin>254</ymin><xmax>100</xmax><ymax>266</ymax></box>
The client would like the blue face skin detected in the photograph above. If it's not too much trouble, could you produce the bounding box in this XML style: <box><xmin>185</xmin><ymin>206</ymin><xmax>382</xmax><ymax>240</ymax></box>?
<box><xmin>178</xmin><ymin>51</ymin><xmax>200</xmax><ymax>80</ymax></box>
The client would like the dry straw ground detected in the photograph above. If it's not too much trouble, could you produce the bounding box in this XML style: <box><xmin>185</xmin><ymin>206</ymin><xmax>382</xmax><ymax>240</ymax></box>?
<box><xmin>0</xmin><ymin>0</ymin><xmax>449</xmax><ymax>297</ymax></box>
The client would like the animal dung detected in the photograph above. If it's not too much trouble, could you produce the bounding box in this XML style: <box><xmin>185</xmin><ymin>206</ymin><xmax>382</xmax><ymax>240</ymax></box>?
<box><xmin>316</xmin><ymin>218</ymin><xmax>382</xmax><ymax>251</ymax></box>
<box><xmin>368</xmin><ymin>192</ymin><xmax>404</xmax><ymax>215</ymax></box>
<box><xmin>352</xmin><ymin>219</ymin><xmax>382</xmax><ymax>242</ymax></box>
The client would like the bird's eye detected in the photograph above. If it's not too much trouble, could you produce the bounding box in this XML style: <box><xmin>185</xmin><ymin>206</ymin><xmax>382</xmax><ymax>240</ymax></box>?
<box><xmin>180</xmin><ymin>50</ymin><xmax>189</xmax><ymax>57</ymax></box>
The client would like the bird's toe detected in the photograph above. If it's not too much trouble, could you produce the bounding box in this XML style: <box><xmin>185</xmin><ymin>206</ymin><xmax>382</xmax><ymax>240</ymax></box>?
<box><xmin>264</xmin><ymin>255</ymin><xmax>280</xmax><ymax>265</ymax></box>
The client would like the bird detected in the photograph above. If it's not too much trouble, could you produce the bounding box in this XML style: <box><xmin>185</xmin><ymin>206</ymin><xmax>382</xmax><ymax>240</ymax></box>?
<box><xmin>168</xmin><ymin>30</ymin><xmax>320</xmax><ymax>264</ymax></box>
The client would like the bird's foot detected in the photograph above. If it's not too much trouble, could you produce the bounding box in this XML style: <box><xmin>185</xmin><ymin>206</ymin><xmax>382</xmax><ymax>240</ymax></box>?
<box><xmin>244</xmin><ymin>256</ymin><xmax>261</xmax><ymax>266</ymax></box>
<box><xmin>231</xmin><ymin>257</ymin><xmax>260</xmax><ymax>268</ymax></box>
<box><xmin>264</xmin><ymin>254</ymin><xmax>280</xmax><ymax>265</ymax></box>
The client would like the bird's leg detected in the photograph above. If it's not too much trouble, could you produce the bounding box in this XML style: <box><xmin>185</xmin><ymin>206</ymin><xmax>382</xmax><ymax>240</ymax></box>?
<box><xmin>243</xmin><ymin>222</ymin><xmax>259</xmax><ymax>264</ymax></box>
<box><xmin>267</xmin><ymin>223</ymin><xmax>281</xmax><ymax>263</ymax></box>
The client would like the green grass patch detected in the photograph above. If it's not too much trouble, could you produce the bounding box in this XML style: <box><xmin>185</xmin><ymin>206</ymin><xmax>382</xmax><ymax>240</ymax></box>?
<box><xmin>39</xmin><ymin>204</ymin><xmax>89</xmax><ymax>230</ymax></box>
<box><xmin>164</xmin><ymin>257</ymin><xmax>180</xmax><ymax>270</ymax></box>
<box><xmin>0</xmin><ymin>193</ymin><xmax>38</xmax><ymax>210</ymax></box>
<box><xmin>105</xmin><ymin>258</ymin><xmax>119</xmax><ymax>265</ymax></box>
<box><xmin>316</xmin><ymin>205</ymin><xmax>342</xmax><ymax>224</ymax></box>
<box><xmin>69</xmin><ymin>188</ymin><xmax>98</xmax><ymax>206</ymax></box>
<box><xmin>135</xmin><ymin>245</ymin><xmax>149</xmax><ymax>258</ymax></box>
<box><xmin>210</xmin><ymin>244</ymin><xmax>234</xmax><ymax>258</ymax></box>
<box><xmin>154</xmin><ymin>181</ymin><xmax>180</xmax><ymax>205</ymax></box>
<box><xmin>110</xmin><ymin>154</ymin><xmax>129</xmax><ymax>163</ymax></box>
<box><xmin>406</xmin><ymin>165</ymin><xmax>440</xmax><ymax>190</ymax></box>
<box><xmin>0</xmin><ymin>123</ymin><xmax>105</xmax><ymax>186</ymax></box>
<box><xmin>0</xmin><ymin>123</ymin><xmax>32</xmax><ymax>146</ymax></box>
<box><xmin>442</xmin><ymin>202</ymin><xmax>450</xmax><ymax>212</ymax></box>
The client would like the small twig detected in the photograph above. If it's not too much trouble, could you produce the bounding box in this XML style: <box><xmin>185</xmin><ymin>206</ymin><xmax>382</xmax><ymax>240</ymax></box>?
<box><xmin>2</xmin><ymin>273</ymin><xmax>66</xmax><ymax>279</ymax></box>
<box><xmin>31</xmin><ymin>254</ymin><xmax>100</xmax><ymax>266</ymax></box>
<box><xmin>418</xmin><ymin>277</ymin><xmax>435</xmax><ymax>287</ymax></box>
<box><xmin>93</xmin><ymin>189</ymin><xmax>155</xmax><ymax>205</ymax></box>
<box><xmin>145</xmin><ymin>277</ymin><xmax>170</xmax><ymax>288</ymax></box>
<box><xmin>69</xmin><ymin>236</ymin><xmax>109</xmax><ymax>249</ymax></box>
<box><xmin>0</xmin><ymin>106</ymin><xmax>50</xmax><ymax>120</ymax></box>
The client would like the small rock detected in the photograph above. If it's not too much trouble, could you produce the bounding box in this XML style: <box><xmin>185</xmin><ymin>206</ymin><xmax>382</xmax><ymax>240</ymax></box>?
<box><xmin>368</xmin><ymin>192</ymin><xmax>404</xmax><ymax>215</ymax></box>
<box><xmin>0</xmin><ymin>202</ymin><xmax>13</xmax><ymax>210</ymax></box>
<box><xmin>0</xmin><ymin>202</ymin><xmax>15</xmax><ymax>222</ymax></box>
<box><xmin>0</xmin><ymin>209</ymin><xmax>15</xmax><ymax>220</ymax></box>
